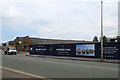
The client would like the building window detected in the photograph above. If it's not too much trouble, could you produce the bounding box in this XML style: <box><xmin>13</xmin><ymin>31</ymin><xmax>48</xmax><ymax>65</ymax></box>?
<box><xmin>24</xmin><ymin>40</ymin><xmax>26</xmax><ymax>44</ymax></box>
<box><xmin>19</xmin><ymin>41</ymin><xmax>22</xmax><ymax>44</ymax></box>
<box><xmin>16</xmin><ymin>43</ymin><xmax>19</xmax><ymax>45</ymax></box>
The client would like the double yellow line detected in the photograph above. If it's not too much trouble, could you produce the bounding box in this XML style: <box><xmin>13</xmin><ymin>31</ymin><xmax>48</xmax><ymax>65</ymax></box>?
<box><xmin>0</xmin><ymin>66</ymin><xmax>52</xmax><ymax>80</ymax></box>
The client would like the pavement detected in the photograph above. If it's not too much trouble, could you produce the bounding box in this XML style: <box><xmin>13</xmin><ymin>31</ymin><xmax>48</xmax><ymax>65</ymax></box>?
<box><xmin>1</xmin><ymin>66</ymin><xmax>51</xmax><ymax>80</ymax></box>
<box><xmin>2</xmin><ymin>68</ymin><xmax>33</xmax><ymax>78</ymax></box>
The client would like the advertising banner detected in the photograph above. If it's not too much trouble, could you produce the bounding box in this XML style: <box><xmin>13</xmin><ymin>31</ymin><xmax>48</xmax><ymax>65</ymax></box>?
<box><xmin>103</xmin><ymin>42</ymin><xmax>120</xmax><ymax>59</ymax></box>
<box><xmin>76</xmin><ymin>44</ymin><xmax>95</xmax><ymax>56</ymax></box>
<box><xmin>29</xmin><ymin>45</ymin><xmax>50</xmax><ymax>55</ymax></box>
<box><xmin>29</xmin><ymin>42</ymin><xmax>119</xmax><ymax>60</ymax></box>
<box><xmin>94</xmin><ymin>42</ymin><xmax>120</xmax><ymax>59</ymax></box>
<box><xmin>54</xmin><ymin>44</ymin><xmax>76</xmax><ymax>56</ymax></box>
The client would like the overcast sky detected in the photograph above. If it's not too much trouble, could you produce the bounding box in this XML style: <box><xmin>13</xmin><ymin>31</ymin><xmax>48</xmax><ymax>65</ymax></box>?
<box><xmin>0</xmin><ymin>0</ymin><xmax>119</xmax><ymax>43</ymax></box>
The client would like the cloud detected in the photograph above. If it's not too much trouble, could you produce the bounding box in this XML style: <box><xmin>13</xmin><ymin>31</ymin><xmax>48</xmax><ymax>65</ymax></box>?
<box><xmin>1</xmin><ymin>0</ymin><xmax>118</xmax><ymax>42</ymax></box>
<box><xmin>119</xmin><ymin>1</ymin><xmax>120</xmax><ymax>36</ymax></box>
<box><xmin>103</xmin><ymin>2</ymin><xmax>118</xmax><ymax>36</ymax></box>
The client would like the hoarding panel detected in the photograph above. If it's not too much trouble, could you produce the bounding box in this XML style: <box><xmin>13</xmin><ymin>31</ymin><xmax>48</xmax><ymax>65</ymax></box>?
<box><xmin>29</xmin><ymin>45</ymin><xmax>51</xmax><ymax>55</ymax></box>
<box><xmin>54</xmin><ymin>44</ymin><xmax>76</xmax><ymax>56</ymax></box>
<box><xmin>76</xmin><ymin>44</ymin><xmax>95</xmax><ymax>56</ymax></box>
<box><xmin>103</xmin><ymin>42</ymin><xmax>120</xmax><ymax>59</ymax></box>
<box><xmin>29</xmin><ymin>42</ymin><xmax>120</xmax><ymax>60</ymax></box>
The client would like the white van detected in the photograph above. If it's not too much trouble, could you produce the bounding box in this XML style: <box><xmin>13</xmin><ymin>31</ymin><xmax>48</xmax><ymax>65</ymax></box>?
<box><xmin>4</xmin><ymin>47</ymin><xmax>17</xmax><ymax>55</ymax></box>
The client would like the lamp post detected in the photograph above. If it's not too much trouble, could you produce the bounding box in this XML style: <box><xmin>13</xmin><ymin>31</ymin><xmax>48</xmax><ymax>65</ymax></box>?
<box><xmin>101</xmin><ymin>1</ymin><xmax>103</xmax><ymax>60</ymax></box>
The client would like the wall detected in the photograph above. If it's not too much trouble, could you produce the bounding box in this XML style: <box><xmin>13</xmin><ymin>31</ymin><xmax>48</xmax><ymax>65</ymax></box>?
<box><xmin>14</xmin><ymin>36</ymin><xmax>32</xmax><ymax>51</ymax></box>
<box><xmin>29</xmin><ymin>42</ymin><xmax>120</xmax><ymax>60</ymax></box>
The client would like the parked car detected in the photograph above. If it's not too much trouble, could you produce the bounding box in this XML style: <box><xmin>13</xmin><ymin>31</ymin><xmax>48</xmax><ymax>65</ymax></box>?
<box><xmin>4</xmin><ymin>47</ymin><xmax>17</xmax><ymax>55</ymax></box>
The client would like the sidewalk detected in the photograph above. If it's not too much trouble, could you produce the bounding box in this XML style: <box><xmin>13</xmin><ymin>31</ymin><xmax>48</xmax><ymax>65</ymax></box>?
<box><xmin>28</xmin><ymin>54</ymin><xmax>119</xmax><ymax>64</ymax></box>
<box><xmin>2</xmin><ymin>68</ymin><xmax>33</xmax><ymax>78</ymax></box>
<box><xmin>2</xmin><ymin>68</ymin><xmax>50</xmax><ymax>80</ymax></box>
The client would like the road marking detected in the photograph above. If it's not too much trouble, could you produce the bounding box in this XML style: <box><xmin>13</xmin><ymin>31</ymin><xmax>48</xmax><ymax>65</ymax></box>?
<box><xmin>0</xmin><ymin>66</ymin><xmax>51</xmax><ymax>79</ymax></box>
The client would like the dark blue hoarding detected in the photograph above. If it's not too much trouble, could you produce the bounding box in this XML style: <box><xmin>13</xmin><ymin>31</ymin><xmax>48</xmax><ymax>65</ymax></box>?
<box><xmin>29</xmin><ymin>44</ymin><xmax>76</xmax><ymax>56</ymax></box>
<box><xmin>52</xmin><ymin>44</ymin><xmax>76</xmax><ymax>56</ymax></box>
<box><xmin>29</xmin><ymin>44</ymin><xmax>52</xmax><ymax>55</ymax></box>
<box><xmin>93</xmin><ymin>42</ymin><xmax>120</xmax><ymax>59</ymax></box>
<box><xmin>29</xmin><ymin>42</ymin><xmax>120</xmax><ymax>60</ymax></box>
<box><xmin>103</xmin><ymin>42</ymin><xmax>120</xmax><ymax>59</ymax></box>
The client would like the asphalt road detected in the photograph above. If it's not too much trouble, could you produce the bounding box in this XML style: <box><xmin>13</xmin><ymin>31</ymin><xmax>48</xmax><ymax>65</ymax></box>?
<box><xmin>1</xmin><ymin>50</ymin><xmax>119</xmax><ymax>78</ymax></box>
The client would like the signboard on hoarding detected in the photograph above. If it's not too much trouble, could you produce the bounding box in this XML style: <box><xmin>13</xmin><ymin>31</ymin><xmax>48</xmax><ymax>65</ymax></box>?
<box><xmin>29</xmin><ymin>42</ymin><xmax>119</xmax><ymax>60</ymax></box>
<box><xmin>76</xmin><ymin>44</ymin><xmax>95</xmax><ymax>56</ymax></box>
<box><xmin>104</xmin><ymin>47</ymin><xmax>118</xmax><ymax>58</ymax></box>
<box><xmin>54</xmin><ymin>44</ymin><xmax>75</xmax><ymax>56</ymax></box>
<box><xmin>103</xmin><ymin>42</ymin><xmax>120</xmax><ymax>59</ymax></box>
<box><xmin>29</xmin><ymin>45</ymin><xmax>51</xmax><ymax>55</ymax></box>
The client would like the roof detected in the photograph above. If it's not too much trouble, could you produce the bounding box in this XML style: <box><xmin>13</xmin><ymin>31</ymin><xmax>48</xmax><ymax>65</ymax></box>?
<box><xmin>8</xmin><ymin>41</ymin><xmax>14</xmax><ymax>43</ymax></box>
<box><xmin>29</xmin><ymin>37</ymin><xmax>94</xmax><ymax>45</ymax></box>
<box><xmin>16</xmin><ymin>37</ymin><xmax>22</xmax><ymax>40</ymax></box>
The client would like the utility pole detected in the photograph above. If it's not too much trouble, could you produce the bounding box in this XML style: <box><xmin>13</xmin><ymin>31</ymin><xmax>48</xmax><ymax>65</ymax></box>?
<box><xmin>101</xmin><ymin>1</ymin><xmax>103</xmax><ymax>60</ymax></box>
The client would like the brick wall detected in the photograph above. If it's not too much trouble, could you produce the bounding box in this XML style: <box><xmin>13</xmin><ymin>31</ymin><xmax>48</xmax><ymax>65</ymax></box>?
<box><xmin>14</xmin><ymin>36</ymin><xmax>32</xmax><ymax>51</ymax></box>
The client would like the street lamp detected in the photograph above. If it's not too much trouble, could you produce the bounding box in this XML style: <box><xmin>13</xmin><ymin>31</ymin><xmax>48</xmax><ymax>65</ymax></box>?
<box><xmin>101</xmin><ymin>1</ymin><xmax>103</xmax><ymax>60</ymax></box>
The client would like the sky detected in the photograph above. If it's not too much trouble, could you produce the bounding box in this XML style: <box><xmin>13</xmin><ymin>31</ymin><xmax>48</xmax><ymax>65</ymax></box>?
<box><xmin>118</xmin><ymin>1</ymin><xmax>120</xmax><ymax>36</ymax></box>
<box><xmin>0</xmin><ymin>0</ymin><xmax>119</xmax><ymax>43</ymax></box>
<box><xmin>76</xmin><ymin>44</ymin><xmax>94</xmax><ymax>49</ymax></box>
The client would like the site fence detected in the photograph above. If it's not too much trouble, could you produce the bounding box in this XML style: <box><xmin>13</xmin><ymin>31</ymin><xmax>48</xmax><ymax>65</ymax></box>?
<box><xmin>29</xmin><ymin>42</ymin><xmax>120</xmax><ymax>60</ymax></box>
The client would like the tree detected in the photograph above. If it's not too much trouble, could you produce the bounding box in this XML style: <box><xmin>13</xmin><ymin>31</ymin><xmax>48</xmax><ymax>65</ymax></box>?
<box><xmin>103</xmin><ymin>36</ymin><xmax>107</xmax><ymax>42</ymax></box>
<box><xmin>93</xmin><ymin>36</ymin><xmax>98</xmax><ymax>42</ymax></box>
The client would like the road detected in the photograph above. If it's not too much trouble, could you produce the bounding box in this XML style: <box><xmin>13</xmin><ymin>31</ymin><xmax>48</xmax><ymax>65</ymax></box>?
<box><xmin>1</xmin><ymin>50</ymin><xmax>119</xmax><ymax>78</ymax></box>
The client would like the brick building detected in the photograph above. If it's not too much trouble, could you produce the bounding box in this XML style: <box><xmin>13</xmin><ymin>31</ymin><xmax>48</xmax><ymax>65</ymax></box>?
<box><xmin>2</xmin><ymin>41</ymin><xmax>14</xmax><ymax>47</ymax></box>
<box><xmin>14</xmin><ymin>36</ymin><xmax>32</xmax><ymax>51</ymax></box>
<box><xmin>11</xmin><ymin>36</ymin><xmax>93</xmax><ymax>51</ymax></box>
<box><xmin>3</xmin><ymin>35</ymin><xmax>119</xmax><ymax>52</ymax></box>
<box><xmin>8</xmin><ymin>41</ymin><xmax>14</xmax><ymax>46</ymax></box>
